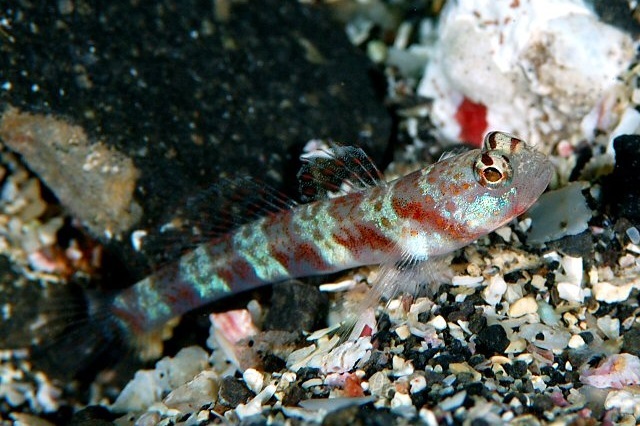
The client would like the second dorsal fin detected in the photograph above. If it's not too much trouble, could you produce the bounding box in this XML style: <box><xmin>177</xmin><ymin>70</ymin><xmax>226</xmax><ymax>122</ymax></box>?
<box><xmin>297</xmin><ymin>141</ymin><xmax>386</xmax><ymax>202</ymax></box>
<box><xmin>144</xmin><ymin>177</ymin><xmax>298</xmax><ymax>263</ymax></box>
<box><xmin>175</xmin><ymin>176</ymin><xmax>298</xmax><ymax>236</ymax></box>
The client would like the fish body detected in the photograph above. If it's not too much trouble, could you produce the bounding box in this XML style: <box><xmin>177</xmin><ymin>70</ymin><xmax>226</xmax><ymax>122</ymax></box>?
<box><xmin>110</xmin><ymin>132</ymin><xmax>552</xmax><ymax>337</ymax></box>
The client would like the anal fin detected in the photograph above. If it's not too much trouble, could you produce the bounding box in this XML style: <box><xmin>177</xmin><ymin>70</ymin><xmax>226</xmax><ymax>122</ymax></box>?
<box><xmin>337</xmin><ymin>251</ymin><xmax>452</xmax><ymax>343</ymax></box>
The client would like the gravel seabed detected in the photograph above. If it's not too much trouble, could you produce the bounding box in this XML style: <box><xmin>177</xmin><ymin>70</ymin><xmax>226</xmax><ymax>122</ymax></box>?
<box><xmin>2</xmin><ymin>1</ymin><xmax>640</xmax><ymax>425</ymax></box>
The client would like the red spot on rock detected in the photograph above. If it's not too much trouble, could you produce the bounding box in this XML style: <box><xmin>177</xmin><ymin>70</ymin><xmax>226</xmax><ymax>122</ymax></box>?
<box><xmin>360</xmin><ymin>324</ymin><xmax>373</xmax><ymax>337</ymax></box>
<box><xmin>455</xmin><ymin>97</ymin><xmax>488</xmax><ymax>147</ymax></box>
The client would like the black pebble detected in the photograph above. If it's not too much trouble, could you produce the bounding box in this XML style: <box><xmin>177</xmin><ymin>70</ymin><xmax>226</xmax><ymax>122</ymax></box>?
<box><xmin>465</xmin><ymin>382</ymin><xmax>488</xmax><ymax>397</ymax></box>
<box><xmin>579</xmin><ymin>331</ymin><xmax>594</xmax><ymax>344</ymax></box>
<box><xmin>475</xmin><ymin>324</ymin><xmax>510</xmax><ymax>356</ymax></box>
<box><xmin>530</xmin><ymin>394</ymin><xmax>554</xmax><ymax>415</ymax></box>
<box><xmin>603</xmin><ymin>134</ymin><xmax>640</xmax><ymax>223</ymax></box>
<box><xmin>68</xmin><ymin>405</ymin><xmax>116</xmax><ymax>426</ymax></box>
<box><xmin>504</xmin><ymin>360</ymin><xmax>528</xmax><ymax>379</ymax></box>
<box><xmin>218</xmin><ymin>377</ymin><xmax>254</xmax><ymax>407</ymax></box>
<box><xmin>622</xmin><ymin>327</ymin><xmax>640</xmax><ymax>356</ymax></box>
<box><xmin>261</xmin><ymin>353</ymin><xmax>287</xmax><ymax>373</ymax></box>
<box><xmin>282</xmin><ymin>385</ymin><xmax>306</xmax><ymax>407</ymax></box>
<box><xmin>263</xmin><ymin>280</ymin><xmax>328</xmax><ymax>332</ymax></box>
<box><xmin>296</xmin><ymin>367</ymin><xmax>321</xmax><ymax>383</ymax></box>
<box><xmin>323</xmin><ymin>405</ymin><xmax>398</xmax><ymax>426</ymax></box>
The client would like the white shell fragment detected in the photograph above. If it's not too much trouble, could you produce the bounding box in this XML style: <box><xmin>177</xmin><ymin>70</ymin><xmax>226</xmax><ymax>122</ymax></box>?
<box><xmin>605</xmin><ymin>389</ymin><xmax>640</xmax><ymax>417</ymax></box>
<box><xmin>163</xmin><ymin>371</ymin><xmax>219</xmax><ymax>413</ymax></box>
<box><xmin>508</xmin><ymin>297</ymin><xmax>538</xmax><ymax>318</ymax></box>
<box><xmin>592</xmin><ymin>281</ymin><xmax>637</xmax><ymax>303</ymax></box>
<box><xmin>111</xmin><ymin>346</ymin><xmax>209</xmax><ymax>412</ymax></box>
<box><xmin>526</xmin><ymin>182</ymin><xmax>592</xmax><ymax>244</ymax></box>
<box><xmin>518</xmin><ymin>324</ymin><xmax>571</xmax><ymax>351</ymax></box>
<box><xmin>482</xmin><ymin>274</ymin><xmax>507</xmax><ymax>306</ymax></box>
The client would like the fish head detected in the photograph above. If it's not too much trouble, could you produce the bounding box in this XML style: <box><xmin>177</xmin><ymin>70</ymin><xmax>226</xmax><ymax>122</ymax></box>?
<box><xmin>462</xmin><ymin>131</ymin><xmax>553</xmax><ymax>235</ymax></box>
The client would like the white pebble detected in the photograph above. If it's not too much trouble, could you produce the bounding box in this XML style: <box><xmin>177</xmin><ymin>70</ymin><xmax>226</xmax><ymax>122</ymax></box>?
<box><xmin>494</xmin><ymin>226</ymin><xmax>512</xmax><ymax>242</ymax></box>
<box><xmin>568</xmin><ymin>334</ymin><xmax>585</xmax><ymax>349</ymax></box>
<box><xmin>390</xmin><ymin>391</ymin><xmax>416</xmax><ymax>417</ymax></box>
<box><xmin>410</xmin><ymin>375</ymin><xmax>427</xmax><ymax>394</ymax></box>
<box><xmin>395</xmin><ymin>325</ymin><xmax>411</xmax><ymax>340</ymax></box>
<box><xmin>597</xmin><ymin>316</ymin><xmax>620</xmax><ymax>340</ymax></box>
<box><xmin>483</xmin><ymin>275</ymin><xmax>507</xmax><ymax>306</ymax></box>
<box><xmin>243</xmin><ymin>368</ymin><xmax>264</xmax><ymax>394</ymax></box>
<box><xmin>439</xmin><ymin>390</ymin><xmax>467</xmax><ymax>411</ymax></box>
<box><xmin>452</xmin><ymin>275</ymin><xmax>484</xmax><ymax>287</ymax></box>
<box><xmin>530</xmin><ymin>274</ymin><xmax>546</xmax><ymax>290</ymax></box>
<box><xmin>301</xmin><ymin>378</ymin><xmax>323</xmax><ymax>389</ymax></box>
<box><xmin>619</xmin><ymin>254</ymin><xmax>635</xmax><ymax>268</ymax></box>
<box><xmin>531</xmin><ymin>375</ymin><xmax>547</xmax><ymax>392</ymax></box>
<box><xmin>368</xmin><ymin>371</ymin><xmax>391</xmax><ymax>397</ymax></box>
<box><xmin>318</xmin><ymin>279</ymin><xmax>357</xmax><ymax>292</ymax></box>
<box><xmin>605</xmin><ymin>390</ymin><xmax>640</xmax><ymax>417</ymax></box>
<box><xmin>557</xmin><ymin>282</ymin><xmax>585</xmax><ymax>303</ymax></box>
<box><xmin>508</xmin><ymin>296</ymin><xmax>538</xmax><ymax>318</ymax></box>
<box><xmin>131</xmin><ymin>229</ymin><xmax>148</xmax><ymax>251</ymax></box>
<box><xmin>428</xmin><ymin>315</ymin><xmax>447</xmax><ymax>331</ymax></box>
<box><xmin>392</xmin><ymin>355</ymin><xmax>414</xmax><ymax>377</ymax></box>
<box><xmin>626</xmin><ymin>227</ymin><xmax>640</xmax><ymax>245</ymax></box>
<box><xmin>419</xmin><ymin>408</ymin><xmax>439</xmax><ymax>426</ymax></box>
<box><xmin>592</xmin><ymin>281</ymin><xmax>634</xmax><ymax>303</ymax></box>
<box><xmin>561</xmin><ymin>255</ymin><xmax>583</xmax><ymax>285</ymax></box>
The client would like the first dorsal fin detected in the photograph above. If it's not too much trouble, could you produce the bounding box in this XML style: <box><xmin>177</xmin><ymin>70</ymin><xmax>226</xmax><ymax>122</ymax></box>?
<box><xmin>297</xmin><ymin>140</ymin><xmax>386</xmax><ymax>202</ymax></box>
<box><xmin>438</xmin><ymin>147</ymin><xmax>468</xmax><ymax>162</ymax></box>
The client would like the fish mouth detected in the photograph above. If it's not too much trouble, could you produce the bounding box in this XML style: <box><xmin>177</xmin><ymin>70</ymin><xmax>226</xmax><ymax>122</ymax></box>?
<box><xmin>514</xmin><ymin>150</ymin><xmax>553</xmax><ymax>214</ymax></box>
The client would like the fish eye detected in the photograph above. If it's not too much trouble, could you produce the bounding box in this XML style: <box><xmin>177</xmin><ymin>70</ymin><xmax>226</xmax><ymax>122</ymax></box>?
<box><xmin>483</xmin><ymin>167</ymin><xmax>502</xmax><ymax>182</ymax></box>
<box><xmin>474</xmin><ymin>153</ymin><xmax>512</xmax><ymax>188</ymax></box>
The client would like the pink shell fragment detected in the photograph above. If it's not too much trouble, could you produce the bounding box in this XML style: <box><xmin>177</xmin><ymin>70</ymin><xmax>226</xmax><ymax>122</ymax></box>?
<box><xmin>580</xmin><ymin>353</ymin><xmax>640</xmax><ymax>389</ymax></box>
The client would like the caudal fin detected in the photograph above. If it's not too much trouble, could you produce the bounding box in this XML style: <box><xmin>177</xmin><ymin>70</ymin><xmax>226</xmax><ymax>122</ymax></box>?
<box><xmin>9</xmin><ymin>282</ymin><xmax>130</xmax><ymax>382</ymax></box>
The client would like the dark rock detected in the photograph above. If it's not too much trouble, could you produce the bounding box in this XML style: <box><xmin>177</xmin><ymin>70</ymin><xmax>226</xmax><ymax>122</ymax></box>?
<box><xmin>261</xmin><ymin>353</ymin><xmax>287</xmax><ymax>373</ymax></box>
<box><xmin>468</xmin><ymin>354</ymin><xmax>485</xmax><ymax>367</ymax></box>
<box><xmin>68</xmin><ymin>405</ymin><xmax>117</xmax><ymax>426</ymax></box>
<box><xmin>407</xmin><ymin>346</ymin><xmax>439</xmax><ymax>371</ymax></box>
<box><xmin>504</xmin><ymin>360</ymin><xmax>528</xmax><ymax>379</ymax></box>
<box><xmin>362</xmin><ymin>350</ymin><xmax>390</xmax><ymax>377</ymax></box>
<box><xmin>603</xmin><ymin>135</ymin><xmax>640</xmax><ymax>224</ymax></box>
<box><xmin>622</xmin><ymin>327</ymin><xmax>640</xmax><ymax>357</ymax></box>
<box><xmin>547</xmin><ymin>231</ymin><xmax>595</xmax><ymax>259</ymax></box>
<box><xmin>0</xmin><ymin>0</ymin><xmax>391</xmax><ymax>275</ymax></box>
<box><xmin>464</xmin><ymin>382</ymin><xmax>487</xmax><ymax>397</ymax></box>
<box><xmin>468</xmin><ymin>312</ymin><xmax>487</xmax><ymax>334</ymax></box>
<box><xmin>218</xmin><ymin>377</ymin><xmax>254</xmax><ymax>407</ymax></box>
<box><xmin>322</xmin><ymin>405</ymin><xmax>398</xmax><ymax>426</ymax></box>
<box><xmin>475</xmin><ymin>324</ymin><xmax>509</xmax><ymax>356</ymax></box>
<box><xmin>263</xmin><ymin>280</ymin><xmax>328</xmax><ymax>332</ymax></box>
<box><xmin>239</xmin><ymin>415</ymin><xmax>268</xmax><ymax>426</ymax></box>
<box><xmin>296</xmin><ymin>367</ymin><xmax>321</xmax><ymax>383</ymax></box>
<box><xmin>282</xmin><ymin>384</ymin><xmax>306</xmax><ymax>407</ymax></box>
<box><xmin>530</xmin><ymin>394</ymin><xmax>554</xmax><ymax>415</ymax></box>
<box><xmin>579</xmin><ymin>331</ymin><xmax>594</xmax><ymax>345</ymax></box>
<box><xmin>593</xmin><ymin>0</ymin><xmax>640</xmax><ymax>34</ymax></box>
<box><xmin>372</xmin><ymin>313</ymin><xmax>393</xmax><ymax>348</ymax></box>
<box><xmin>445</xmin><ymin>298</ymin><xmax>476</xmax><ymax>323</ymax></box>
